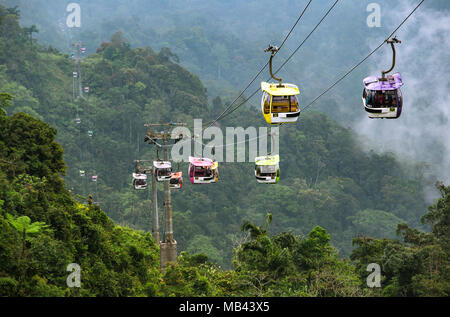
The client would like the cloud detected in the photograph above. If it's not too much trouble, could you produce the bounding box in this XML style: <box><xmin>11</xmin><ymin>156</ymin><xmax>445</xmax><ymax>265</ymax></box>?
<box><xmin>354</xmin><ymin>1</ymin><xmax>450</xmax><ymax>194</ymax></box>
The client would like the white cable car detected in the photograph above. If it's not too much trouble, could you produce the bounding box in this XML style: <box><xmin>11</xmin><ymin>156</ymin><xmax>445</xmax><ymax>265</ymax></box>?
<box><xmin>255</xmin><ymin>155</ymin><xmax>280</xmax><ymax>184</ymax></box>
<box><xmin>153</xmin><ymin>161</ymin><xmax>172</xmax><ymax>182</ymax></box>
<box><xmin>132</xmin><ymin>173</ymin><xmax>147</xmax><ymax>190</ymax></box>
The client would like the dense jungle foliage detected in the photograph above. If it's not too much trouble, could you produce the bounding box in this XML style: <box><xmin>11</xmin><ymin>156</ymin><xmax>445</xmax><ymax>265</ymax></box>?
<box><xmin>0</xmin><ymin>5</ymin><xmax>448</xmax><ymax>297</ymax></box>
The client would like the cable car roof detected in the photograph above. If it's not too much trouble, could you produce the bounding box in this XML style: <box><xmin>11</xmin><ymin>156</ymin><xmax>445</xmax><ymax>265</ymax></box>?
<box><xmin>132</xmin><ymin>173</ymin><xmax>147</xmax><ymax>180</ymax></box>
<box><xmin>189</xmin><ymin>156</ymin><xmax>214</xmax><ymax>167</ymax></box>
<box><xmin>255</xmin><ymin>155</ymin><xmax>280</xmax><ymax>166</ymax></box>
<box><xmin>363</xmin><ymin>73</ymin><xmax>403</xmax><ymax>91</ymax></box>
<box><xmin>261</xmin><ymin>82</ymin><xmax>299</xmax><ymax>96</ymax></box>
<box><xmin>153</xmin><ymin>161</ymin><xmax>171</xmax><ymax>169</ymax></box>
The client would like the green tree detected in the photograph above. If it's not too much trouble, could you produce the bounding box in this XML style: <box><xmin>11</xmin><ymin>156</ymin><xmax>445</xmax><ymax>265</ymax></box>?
<box><xmin>0</xmin><ymin>92</ymin><xmax>12</xmax><ymax>115</ymax></box>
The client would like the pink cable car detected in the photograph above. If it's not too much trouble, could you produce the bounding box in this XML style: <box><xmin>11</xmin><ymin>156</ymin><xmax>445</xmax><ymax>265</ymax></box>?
<box><xmin>188</xmin><ymin>156</ymin><xmax>218</xmax><ymax>184</ymax></box>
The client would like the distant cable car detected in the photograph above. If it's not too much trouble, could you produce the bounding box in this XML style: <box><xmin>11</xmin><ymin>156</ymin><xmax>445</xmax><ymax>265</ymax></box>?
<box><xmin>255</xmin><ymin>155</ymin><xmax>280</xmax><ymax>184</ymax></box>
<box><xmin>132</xmin><ymin>173</ymin><xmax>147</xmax><ymax>190</ymax></box>
<box><xmin>73</xmin><ymin>72</ymin><xmax>78</xmax><ymax>78</ymax></box>
<box><xmin>153</xmin><ymin>161</ymin><xmax>172</xmax><ymax>182</ymax></box>
<box><xmin>362</xmin><ymin>37</ymin><xmax>403</xmax><ymax>119</ymax></box>
<box><xmin>88</xmin><ymin>130</ymin><xmax>94</xmax><ymax>137</ymax></box>
<box><xmin>170</xmin><ymin>172</ymin><xmax>183</xmax><ymax>189</ymax></box>
<box><xmin>261</xmin><ymin>45</ymin><xmax>300</xmax><ymax>125</ymax></box>
<box><xmin>92</xmin><ymin>175</ymin><xmax>98</xmax><ymax>182</ymax></box>
<box><xmin>81</xmin><ymin>47</ymin><xmax>86</xmax><ymax>53</ymax></box>
<box><xmin>75</xmin><ymin>117</ymin><xmax>81</xmax><ymax>124</ymax></box>
<box><xmin>79</xmin><ymin>170</ymin><xmax>85</xmax><ymax>177</ymax></box>
<box><xmin>84</xmin><ymin>86</ymin><xmax>90</xmax><ymax>93</ymax></box>
<box><xmin>188</xmin><ymin>156</ymin><xmax>217</xmax><ymax>184</ymax></box>
<box><xmin>211</xmin><ymin>161</ymin><xmax>219</xmax><ymax>183</ymax></box>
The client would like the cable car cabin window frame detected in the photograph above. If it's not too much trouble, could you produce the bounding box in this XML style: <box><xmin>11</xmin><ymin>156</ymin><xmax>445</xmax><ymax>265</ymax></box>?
<box><xmin>262</xmin><ymin>92</ymin><xmax>271</xmax><ymax>115</ymax></box>
<box><xmin>259</xmin><ymin>165</ymin><xmax>277</xmax><ymax>174</ymax></box>
<box><xmin>397</xmin><ymin>88</ymin><xmax>403</xmax><ymax>107</ymax></box>
<box><xmin>256</xmin><ymin>166</ymin><xmax>277</xmax><ymax>177</ymax></box>
<box><xmin>364</xmin><ymin>88</ymin><xmax>400</xmax><ymax>108</ymax></box>
<box><xmin>193</xmin><ymin>166</ymin><xmax>213</xmax><ymax>178</ymax></box>
<box><xmin>156</xmin><ymin>168</ymin><xmax>172</xmax><ymax>177</ymax></box>
<box><xmin>271</xmin><ymin>95</ymin><xmax>299</xmax><ymax>113</ymax></box>
<box><xmin>134</xmin><ymin>178</ymin><xmax>147</xmax><ymax>188</ymax></box>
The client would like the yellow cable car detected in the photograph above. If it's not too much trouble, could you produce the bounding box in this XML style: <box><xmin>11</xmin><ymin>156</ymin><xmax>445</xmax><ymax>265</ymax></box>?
<box><xmin>261</xmin><ymin>45</ymin><xmax>300</xmax><ymax>125</ymax></box>
<box><xmin>261</xmin><ymin>82</ymin><xmax>300</xmax><ymax>125</ymax></box>
<box><xmin>212</xmin><ymin>161</ymin><xmax>219</xmax><ymax>183</ymax></box>
<box><xmin>255</xmin><ymin>155</ymin><xmax>280</xmax><ymax>184</ymax></box>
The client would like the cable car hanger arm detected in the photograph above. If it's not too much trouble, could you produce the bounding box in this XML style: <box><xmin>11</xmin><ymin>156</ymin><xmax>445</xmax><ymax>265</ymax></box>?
<box><xmin>382</xmin><ymin>37</ymin><xmax>401</xmax><ymax>79</ymax></box>
<box><xmin>264</xmin><ymin>45</ymin><xmax>283</xmax><ymax>86</ymax></box>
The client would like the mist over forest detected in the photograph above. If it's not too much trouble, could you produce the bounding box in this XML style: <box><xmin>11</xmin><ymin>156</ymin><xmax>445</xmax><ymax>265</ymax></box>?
<box><xmin>5</xmin><ymin>0</ymin><xmax>448</xmax><ymax>189</ymax></box>
<box><xmin>0</xmin><ymin>0</ymin><xmax>449</xmax><ymax>297</ymax></box>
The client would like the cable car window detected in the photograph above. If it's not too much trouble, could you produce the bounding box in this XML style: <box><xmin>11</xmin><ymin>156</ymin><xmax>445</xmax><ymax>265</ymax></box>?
<box><xmin>289</xmin><ymin>95</ymin><xmax>299</xmax><ymax>112</ymax></box>
<box><xmin>135</xmin><ymin>179</ymin><xmax>146</xmax><ymax>186</ymax></box>
<box><xmin>397</xmin><ymin>89</ymin><xmax>402</xmax><ymax>107</ymax></box>
<box><xmin>262</xmin><ymin>92</ymin><xmax>271</xmax><ymax>114</ymax></box>
<box><xmin>374</xmin><ymin>90</ymin><xmax>398</xmax><ymax>108</ymax></box>
<box><xmin>260</xmin><ymin>165</ymin><xmax>276</xmax><ymax>173</ymax></box>
<box><xmin>364</xmin><ymin>89</ymin><xmax>376</xmax><ymax>108</ymax></box>
<box><xmin>194</xmin><ymin>166</ymin><xmax>212</xmax><ymax>177</ymax></box>
<box><xmin>158</xmin><ymin>168</ymin><xmax>171</xmax><ymax>175</ymax></box>
<box><xmin>272</xmin><ymin>96</ymin><xmax>290</xmax><ymax>113</ymax></box>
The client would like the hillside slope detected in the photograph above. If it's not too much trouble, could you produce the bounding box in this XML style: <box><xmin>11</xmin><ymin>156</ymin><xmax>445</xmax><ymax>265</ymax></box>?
<box><xmin>0</xmin><ymin>6</ymin><xmax>430</xmax><ymax>268</ymax></box>
<box><xmin>0</xmin><ymin>5</ymin><xmax>449</xmax><ymax>297</ymax></box>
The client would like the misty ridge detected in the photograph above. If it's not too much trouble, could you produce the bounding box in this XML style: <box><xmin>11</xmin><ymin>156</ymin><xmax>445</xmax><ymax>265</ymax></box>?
<box><xmin>0</xmin><ymin>0</ymin><xmax>449</xmax><ymax>275</ymax></box>
<box><xmin>2</xmin><ymin>0</ymin><xmax>448</xmax><ymax>179</ymax></box>
<box><xmin>1</xmin><ymin>0</ymin><xmax>448</xmax><ymax>200</ymax></box>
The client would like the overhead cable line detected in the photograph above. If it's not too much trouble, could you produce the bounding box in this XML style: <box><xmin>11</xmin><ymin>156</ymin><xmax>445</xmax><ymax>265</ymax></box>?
<box><xmin>301</xmin><ymin>0</ymin><xmax>425</xmax><ymax>112</ymax></box>
<box><xmin>214</xmin><ymin>0</ymin><xmax>340</xmax><ymax>122</ymax></box>
<box><xmin>181</xmin><ymin>0</ymin><xmax>424</xmax><ymax>151</ymax></box>
<box><xmin>210</xmin><ymin>0</ymin><xmax>425</xmax><ymax>148</ymax></box>
<box><xmin>272</xmin><ymin>0</ymin><xmax>340</xmax><ymax>77</ymax></box>
<box><xmin>203</xmin><ymin>0</ymin><xmax>313</xmax><ymax>130</ymax></box>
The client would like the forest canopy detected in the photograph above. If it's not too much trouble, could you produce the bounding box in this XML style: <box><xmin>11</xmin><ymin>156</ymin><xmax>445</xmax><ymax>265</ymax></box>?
<box><xmin>0</xmin><ymin>4</ymin><xmax>448</xmax><ymax>297</ymax></box>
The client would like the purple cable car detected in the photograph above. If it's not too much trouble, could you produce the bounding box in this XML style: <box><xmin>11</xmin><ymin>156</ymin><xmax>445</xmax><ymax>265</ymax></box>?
<box><xmin>362</xmin><ymin>73</ymin><xmax>403</xmax><ymax>119</ymax></box>
<box><xmin>362</xmin><ymin>37</ymin><xmax>404</xmax><ymax>119</ymax></box>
